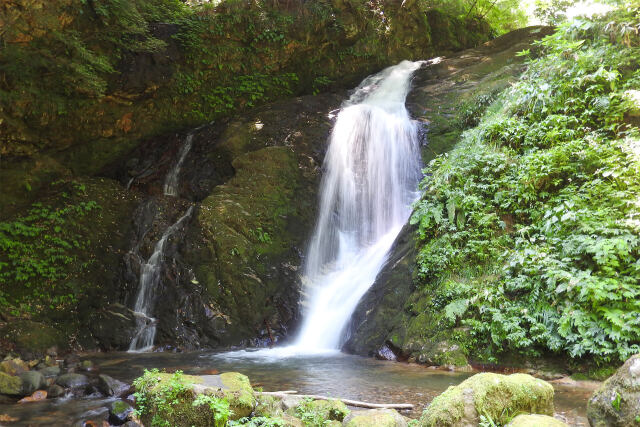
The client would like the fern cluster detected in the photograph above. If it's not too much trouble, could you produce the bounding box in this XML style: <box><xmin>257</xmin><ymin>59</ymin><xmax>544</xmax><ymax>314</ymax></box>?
<box><xmin>411</xmin><ymin>4</ymin><xmax>640</xmax><ymax>364</ymax></box>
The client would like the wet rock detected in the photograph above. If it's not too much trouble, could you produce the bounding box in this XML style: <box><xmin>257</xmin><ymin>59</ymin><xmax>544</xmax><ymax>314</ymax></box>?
<box><xmin>343</xmin><ymin>409</ymin><xmax>407</xmax><ymax>427</ymax></box>
<box><xmin>56</xmin><ymin>373</ymin><xmax>90</xmax><ymax>389</ymax></box>
<box><xmin>376</xmin><ymin>345</ymin><xmax>398</xmax><ymax>361</ymax></box>
<box><xmin>0</xmin><ymin>372</ymin><xmax>23</xmax><ymax>395</ymax></box>
<box><xmin>97</xmin><ymin>374</ymin><xmax>130</xmax><ymax>397</ymax></box>
<box><xmin>87</xmin><ymin>304</ymin><xmax>138</xmax><ymax>351</ymax></box>
<box><xmin>108</xmin><ymin>400</ymin><xmax>134</xmax><ymax>426</ymax></box>
<box><xmin>419</xmin><ymin>373</ymin><xmax>554</xmax><ymax>426</ymax></box>
<box><xmin>80</xmin><ymin>360</ymin><xmax>95</xmax><ymax>371</ymax></box>
<box><xmin>587</xmin><ymin>354</ymin><xmax>640</xmax><ymax>427</ymax></box>
<box><xmin>507</xmin><ymin>414</ymin><xmax>568</xmax><ymax>427</ymax></box>
<box><xmin>47</xmin><ymin>384</ymin><xmax>65</xmax><ymax>398</ymax></box>
<box><xmin>18</xmin><ymin>371</ymin><xmax>46</xmax><ymax>395</ymax></box>
<box><xmin>123</xmin><ymin>422</ymin><xmax>143</xmax><ymax>427</ymax></box>
<box><xmin>38</xmin><ymin>365</ymin><xmax>61</xmax><ymax>378</ymax></box>
<box><xmin>17</xmin><ymin>389</ymin><xmax>47</xmax><ymax>403</ymax></box>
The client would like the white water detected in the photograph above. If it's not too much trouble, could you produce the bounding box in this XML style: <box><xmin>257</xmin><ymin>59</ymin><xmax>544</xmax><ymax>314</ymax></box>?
<box><xmin>295</xmin><ymin>60</ymin><xmax>423</xmax><ymax>350</ymax></box>
<box><xmin>128</xmin><ymin>206</ymin><xmax>194</xmax><ymax>352</ymax></box>
<box><xmin>164</xmin><ymin>133</ymin><xmax>194</xmax><ymax>196</ymax></box>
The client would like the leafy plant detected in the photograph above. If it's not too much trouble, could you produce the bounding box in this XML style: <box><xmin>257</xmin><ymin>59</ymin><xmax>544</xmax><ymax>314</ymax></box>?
<box><xmin>192</xmin><ymin>394</ymin><xmax>231</xmax><ymax>427</ymax></box>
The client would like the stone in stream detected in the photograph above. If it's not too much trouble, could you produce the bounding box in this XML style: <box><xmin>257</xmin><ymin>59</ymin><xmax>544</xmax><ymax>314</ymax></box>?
<box><xmin>419</xmin><ymin>373</ymin><xmax>554</xmax><ymax>427</ymax></box>
<box><xmin>18</xmin><ymin>390</ymin><xmax>47</xmax><ymax>403</ymax></box>
<box><xmin>56</xmin><ymin>373</ymin><xmax>90</xmax><ymax>389</ymax></box>
<box><xmin>47</xmin><ymin>384</ymin><xmax>65</xmax><ymax>398</ymax></box>
<box><xmin>18</xmin><ymin>371</ymin><xmax>46</xmax><ymax>395</ymax></box>
<box><xmin>587</xmin><ymin>353</ymin><xmax>640</xmax><ymax>427</ymax></box>
<box><xmin>0</xmin><ymin>372</ymin><xmax>23</xmax><ymax>395</ymax></box>
<box><xmin>0</xmin><ymin>359</ymin><xmax>29</xmax><ymax>376</ymax></box>
<box><xmin>506</xmin><ymin>414</ymin><xmax>568</xmax><ymax>426</ymax></box>
<box><xmin>97</xmin><ymin>374</ymin><xmax>130</xmax><ymax>397</ymax></box>
<box><xmin>109</xmin><ymin>400</ymin><xmax>134</xmax><ymax>426</ymax></box>
<box><xmin>38</xmin><ymin>365</ymin><xmax>61</xmax><ymax>378</ymax></box>
<box><xmin>134</xmin><ymin>371</ymin><xmax>256</xmax><ymax>425</ymax></box>
<box><xmin>343</xmin><ymin>409</ymin><xmax>408</xmax><ymax>427</ymax></box>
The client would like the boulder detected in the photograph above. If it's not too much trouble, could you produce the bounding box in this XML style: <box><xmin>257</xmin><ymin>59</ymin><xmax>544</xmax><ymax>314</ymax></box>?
<box><xmin>0</xmin><ymin>372</ymin><xmax>23</xmax><ymax>395</ymax></box>
<box><xmin>134</xmin><ymin>370</ymin><xmax>256</xmax><ymax>426</ymax></box>
<box><xmin>97</xmin><ymin>374</ymin><xmax>130</xmax><ymax>397</ymax></box>
<box><xmin>17</xmin><ymin>390</ymin><xmax>47</xmax><ymax>403</ymax></box>
<box><xmin>56</xmin><ymin>373</ymin><xmax>90</xmax><ymax>389</ymax></box>
<box><xmin>343</xmin><ymin>409</ymin><xmax>408</xmax><ymax>427</ymax></box>
<box><xmin>47</xmin><ymin>384</ymin><xmax>65</xmax><ymax>398</ymax></box>
<box><xmin>506</xmin><ymin>414</ymin><xmax>568</xmax><ymax>427</ymax></box>
<box><xmin>18</xmin><ymin>371</ymin><xmax>46</xmax><ymax>395</ymax></box>
<box><xmin>0</xmin><ymin>359</ymin><xmax>29</xmax><ymax>376</ymax></box>
<box><xmin>109</xmin><ymin>400</ymin><xmax>134</xmax><ymax>426</ymax></box>
<box><xmin>419</xmin><ymin>373</ymin><xmax>555</xmax><ymax>427</ymax></box>
<box><xmin>291</xmin><ymin>399</ymin><xmax>350</xmax><ymax>422</ymax></box>
<box><xmin>38</xmin><ymin>365</ymin><xmax>61</xmax><ymax>378</ymax></box>
<box><xmin>587</xmin><ymin>354</ymin><xmax>640</xmax><ymax>427</ymax></box>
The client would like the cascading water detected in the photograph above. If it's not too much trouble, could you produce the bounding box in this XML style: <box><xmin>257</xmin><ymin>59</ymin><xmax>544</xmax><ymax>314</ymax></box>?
<box><xmin>129</xmin><ymin>206</ymin><xmax>194</xmax><ymax>352</ymax></box>
<box><xmin>295</xmin><ymin>60</ymin><xmax>423</xmax><ymax>350</ymax></box>
<box><xmin>164</xmin><ymin>132</ymin><xmax>194</xmax><ymax>197</ymax></box>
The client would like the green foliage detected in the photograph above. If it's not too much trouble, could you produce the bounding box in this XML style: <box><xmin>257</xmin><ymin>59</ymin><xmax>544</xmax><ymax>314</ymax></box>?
<box><xmin>192</xmin><ymin>394</ymin><xmax>232</xmax><ymax>427</ymax></box>
<box><xmin>295</xmin><ymin>398</ymin><xmax>327</xmax><ymax>426</ymax></box>
<box><xmin>428</xmin><ymin>0</ymin><xmax>527</xmax><ymax>34</ymax></box>
<box><xmin>0</xmin><ymin>181</ymin><xmax>100</xmax><ymax>316</ymax></box>
<box><xmin>412</xmin><ymin>6</ymin><xmax>640</xmax><ymax>365</ymax></box>
<box><xmin>534</xmin><ymin>0</ymin><xmax>575</xmax><ymax>25</ymax></box>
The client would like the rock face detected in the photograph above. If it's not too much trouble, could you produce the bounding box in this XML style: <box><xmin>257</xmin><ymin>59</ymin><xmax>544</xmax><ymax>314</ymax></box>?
<box><xmin>419</xmin><ymin>373</ymin><xmax>555</xmax><ymax>427</ymax></box>
<box><xmin>587</xmin><ymin>354</ymin><xmax>640</xmax><ymax>427</ymax></box>
<box><xmin>343</xmin><ymin>26</ymin><xmax>555</xmax><ymax>366</ymax></box>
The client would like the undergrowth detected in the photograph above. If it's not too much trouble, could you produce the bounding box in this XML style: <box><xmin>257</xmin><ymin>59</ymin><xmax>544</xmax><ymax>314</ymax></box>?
<box><xmin>411</xmin><ymin>4</ymin><xmax>640</xmax><ymax>365</ymax></box>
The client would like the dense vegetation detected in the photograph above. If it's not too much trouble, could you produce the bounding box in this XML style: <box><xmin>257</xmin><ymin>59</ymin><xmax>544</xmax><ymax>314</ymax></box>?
<box><xmin>411</xmin><ymin>3</ymin><xmax>640</xmax><ymax>365</ymax></box>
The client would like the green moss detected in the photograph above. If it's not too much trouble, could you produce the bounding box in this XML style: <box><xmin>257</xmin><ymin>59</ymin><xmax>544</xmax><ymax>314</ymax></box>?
<box><xmin>507</xmin><ymin>414</ymin><xmax>568</xmax><ymax>427</ymax></box>
<box><xmin>0</xmin><ymin>372</ymin><xmax>23</xmax><ymax>395</ymax></box>
<box><xmin>419</xmin><ymin>373</ymin><xmax>554</xmax><ymax>427</ymax></box>
<box><xmin>343</xmin><ymin>409</ymin><xmax>405</xmax><ymax>427</ymax></box>
<box><xmin>219</xmin><ymin>372</ymin><xmax>255</xmax><ymax>418</ymax></box>
<box><xmin>0</xmin><ymin>320</ymin><xmax>67</xmax><ymax>354</ymax></box>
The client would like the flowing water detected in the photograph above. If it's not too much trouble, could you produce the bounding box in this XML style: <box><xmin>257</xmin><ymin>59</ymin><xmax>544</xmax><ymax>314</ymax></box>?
<box><xmin>164</xmin><ymin>132</ymin><xmax>195</xmax><ymax>197</ymax></box>
<box><xmin>128</xmin><ymin>206</ymin><xmax>194</xmax><ymax>351</ymax></box>
<box><xmin>296</xmin><ymin>60</ymin><xmax>423</xmax><ymax>350</ymax></box>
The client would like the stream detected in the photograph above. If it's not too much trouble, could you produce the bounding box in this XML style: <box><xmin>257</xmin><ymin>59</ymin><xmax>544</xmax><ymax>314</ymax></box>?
<box><xmin>0</xmin><ymin>351</ymin><xmax>592</xmax><ymax>426</ymax></box>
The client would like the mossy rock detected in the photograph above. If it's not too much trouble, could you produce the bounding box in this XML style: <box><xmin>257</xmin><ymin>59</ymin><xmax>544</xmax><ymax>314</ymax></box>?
<box><xmin>343</xmin><ymin>409</ymin><xmax>407</xmax><ymax>427</ymax></box>
<box><xmin>0</xmin><ymin>320</ymin><xmax>67</xmax><ymax>356</ymax></box>
<box><xmin>135</xmin><ymin>371</ymin><xmax>256</xmax><ymax>426</ymax></box>
<box><xmin>0</xmin><ymin>372</ymin><xmax>23</xmax><ymax>396</ymax></box>
<box><xmin>587</xmin><ymin>354</ymin><xmax>640</xmax><ymax>427</ymax></box>
<box><xmin>305</xmin><ymin>399</ymin><xmax>350</xmax><ymax>421</ymax></box>
<box><xmin>419</xmin><ymin>373</ymin><xmax>554</xmax><ymax>427</ymax></box>
<box><xmin>506</xmin><ymin>414</ymin><xmax>568</xmax><ymax>427</ymax></box>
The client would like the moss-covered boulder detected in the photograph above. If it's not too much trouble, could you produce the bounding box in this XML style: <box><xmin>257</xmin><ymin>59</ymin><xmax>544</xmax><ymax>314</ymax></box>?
<box><xmin>587</xmin><ymin>354</ymin><xmax>640</xmax><ymax>427</ymax></box>
<box><xmin>134</xmin><ymin>370</ymin><xmax>256</xmax><ymax>426</ymax></box>
<box><xmin>290</xmin><ymin>398</ymin><xmax>350</xmax><ymax>423</ymax></box>
<box><xmin>343</xmin><ymin>409</ymin><xmax>408</xmax><ymax>427</ymax></box>
<box><xmin>419</xmin><ymin>373</ymin><xmax>555</xmax><ymax>427</ymax></box>
<box><xmin>0</xmin><ymin>372</ymin><xmax>23</xmax><ymax>396</ymax></box>
<box><xmin>506</xmin><ymin>414</ymin><xmax>568</xmax><ymax>427</ymax></box>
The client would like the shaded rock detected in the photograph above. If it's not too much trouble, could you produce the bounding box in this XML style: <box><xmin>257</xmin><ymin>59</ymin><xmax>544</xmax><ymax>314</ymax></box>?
<box><xmin>87</xmin><ymin>304</ymin><xmax>138</xmax><ymax>351</ymax></box>
<box><xmin>587</xmin><ymin>354</ymin><xmax>640</xmax><ymax>427</ymax></box>
<box><xmin>47</xmin><ymin>384</ymin><xmax>65</xmax><ymax>398</ymax></box>
<box><xmin>376</xmin><ymin>345</ymin><xmax>398</xmax><ymax>361</ymax></box>
<box><xmin>97</xmin><ymin>374</ymin><xmax>130</xmax><ymax>397</ymax></box>
<box><xmin>38</xmin><ymin>365</ymin><xmax>61</xmax><ymax>378</ymax></box>
<box><xmin>18</xmin><ymin>371</ymin><xmax>45</xmax><ymax>395</ymax></box>
<box><xmin>56</xmin><ymin>373</ymin><xmax>89</xmax><ymax>389</ymax></box>
<box><xmin>0</xmin><ymin>320</ymin><xmax>67</xmax><ymax>358</ymax></box>
<box><xmin>109</xmin><ymin>400</ymin><xmax>134</xmax><ymax>426</ymax></box>
<box><xmin>0</xmin><ymin>372</ymin><xmax>23</xmax><ymax>395</ymax></box>
<box><xmin>507</xmin><ymin>414</ymin><xmax>568</xmax><ymax>427</ymax></box>
<box><xmin>343</xmin><ymin>409</ymin><xmax>407</xmax><ymax>427</ymax></box>
<box><xmin>419</xmin><ymin>373</ymin><xmax>554</xmax><ymax>427</ymax></box>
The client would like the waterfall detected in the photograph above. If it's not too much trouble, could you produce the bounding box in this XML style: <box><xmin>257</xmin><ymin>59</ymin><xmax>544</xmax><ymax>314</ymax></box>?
<box><xmin>295</xmin><ymin>60</ymin><xmax>423</xmax><ymax>350</ymax></box>
<box><xmin>164</xmin><ymin>132</ymin><xmax>194</xmax><ymax>197</ymax></box>
<box><xmin>128</xmin><ymin>206</ymin><xmax>194</xmax><ymax>352</ymax></box>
